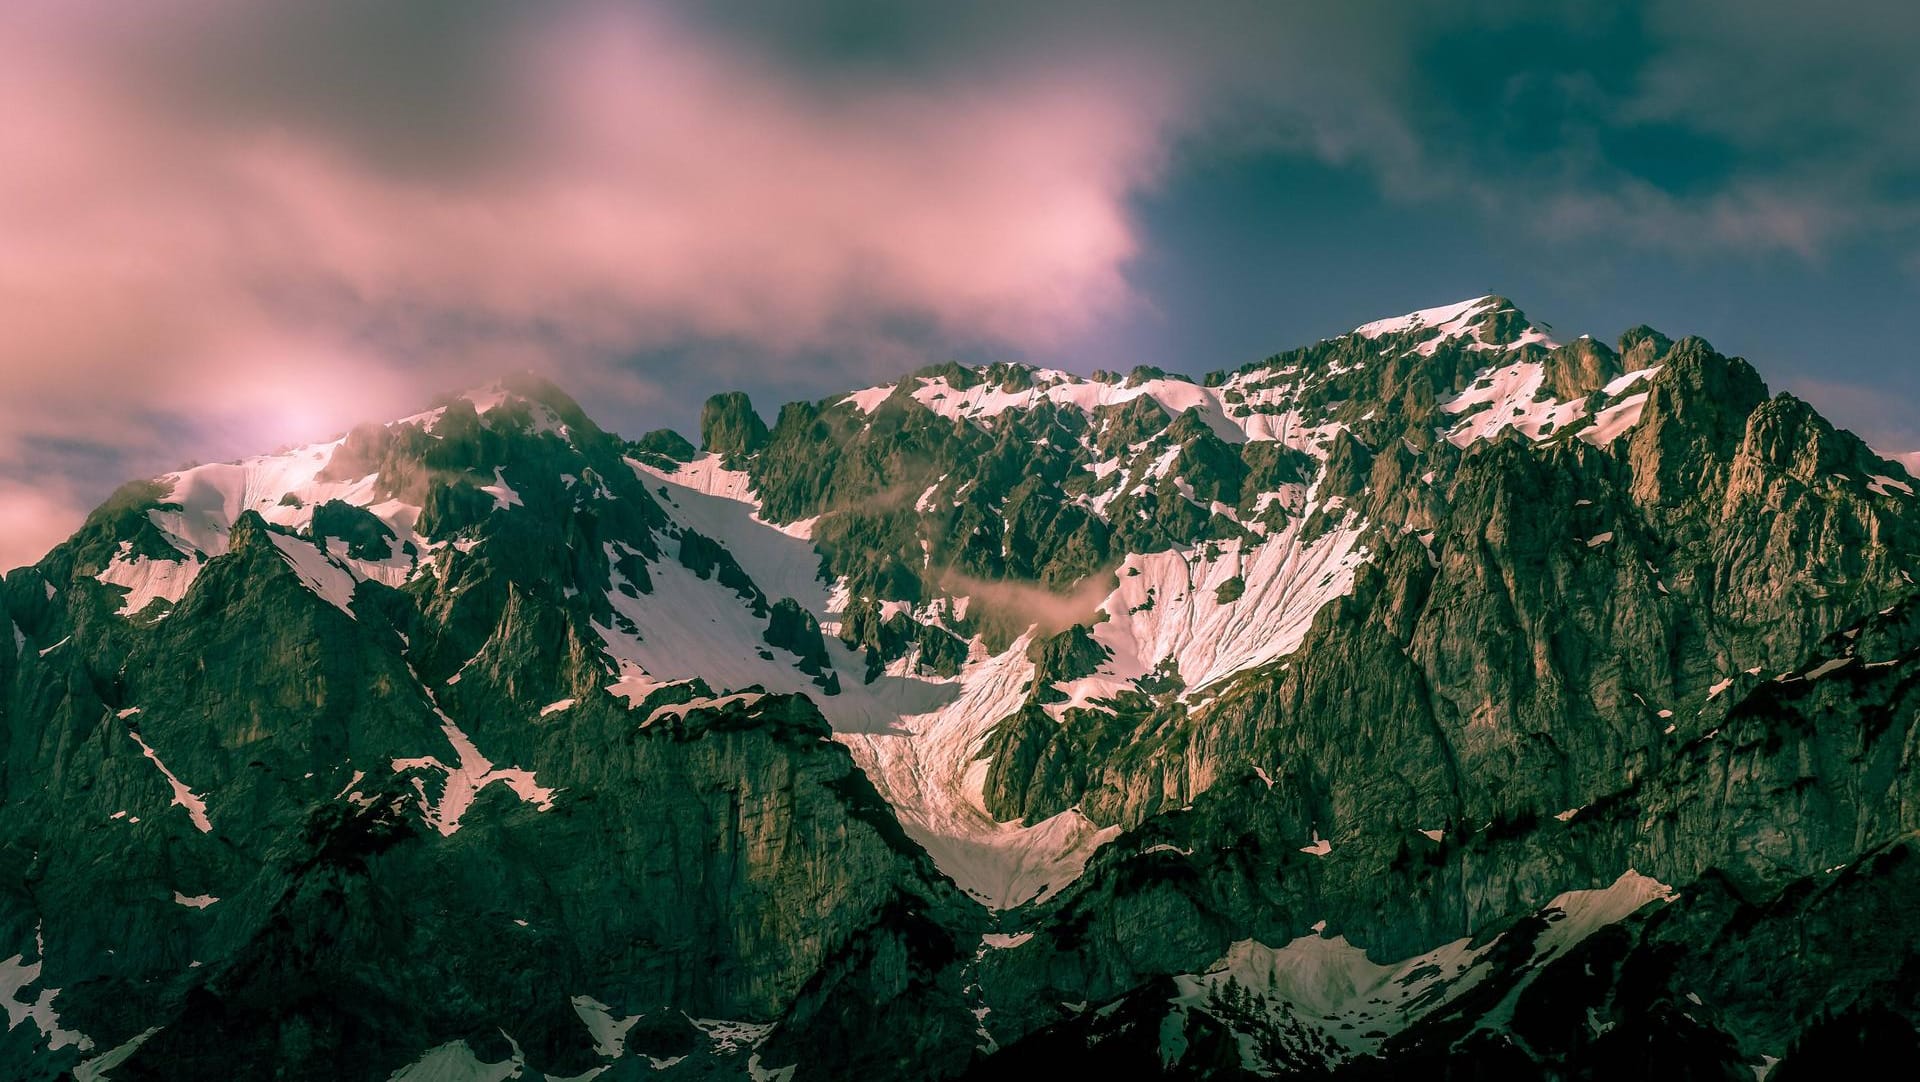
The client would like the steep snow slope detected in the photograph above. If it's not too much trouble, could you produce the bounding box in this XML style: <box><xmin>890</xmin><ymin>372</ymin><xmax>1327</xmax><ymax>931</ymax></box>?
<box><xmin>1061</xmin><ymin>499</ymin><xmax>1369</xmax><ymax>707</ymax></box>
<box><xmin>632</xmin><ymin>454</ymin><xmax>1118</xmax><ymax>907</ymax></box>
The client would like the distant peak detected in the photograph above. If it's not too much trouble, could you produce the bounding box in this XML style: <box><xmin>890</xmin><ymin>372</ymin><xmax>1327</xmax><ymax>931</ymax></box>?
<box><xmin>378</xmin><ymin>373</ymin><xmax>596</xmax><ymax>445</ymax></box>
<box><xmin>442</xmin><ymin>372</ymin><xmax>583</xmax><ymax>417</ymax></box>
<box><xmin>1351</xmin><ymin>296</ymin><xmax>1502</xmax><ymax>339</ymax></box>
<box><xmin>1350</xmin><ymin>295</ymin><xmax>1556</xmax><ymax>356</ymax></box>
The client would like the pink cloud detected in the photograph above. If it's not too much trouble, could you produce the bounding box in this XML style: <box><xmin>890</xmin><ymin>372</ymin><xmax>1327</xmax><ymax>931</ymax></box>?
<box><xmin>0</xmin><ymin>479</ymin><xmax>92</xmax><ymax>573</ymax></box>
<box><xmin>0</xmin><ymin>3</ymin><xmax>1178</xmax><ymax>563</ymax></box>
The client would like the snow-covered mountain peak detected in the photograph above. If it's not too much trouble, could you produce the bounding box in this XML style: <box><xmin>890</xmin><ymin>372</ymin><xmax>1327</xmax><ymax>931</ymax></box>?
<box><xmin>390</xmin><ymin>373</ymin><xmax>591</xmax><ymax>442</ymax></box>
<box><xmin>79</xmin><ymin>373</ymin><xmax>628</xmax><ymax>627</ymax></box>
<box><xmin>1349</xmin><ymin>294</ymin><xmax>1557</xmax><ymax>356</ymax></box>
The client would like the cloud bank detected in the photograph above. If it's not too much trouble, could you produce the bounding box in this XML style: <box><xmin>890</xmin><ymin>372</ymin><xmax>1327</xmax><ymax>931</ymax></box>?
<box><xmin>0</xmin><ymin>2</ymin><xmax>1179</xmax><ymax>566</ymax></box>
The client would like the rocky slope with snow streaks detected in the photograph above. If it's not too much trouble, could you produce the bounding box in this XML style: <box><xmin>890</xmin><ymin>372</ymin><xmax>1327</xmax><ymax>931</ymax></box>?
<box><xmin>1</xmin><ymin>298</ymin><xmax>1917</xmax><ymax>1077</ymax></box>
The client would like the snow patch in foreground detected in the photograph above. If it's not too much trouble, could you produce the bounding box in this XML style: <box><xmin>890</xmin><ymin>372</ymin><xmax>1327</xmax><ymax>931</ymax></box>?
<box><xmin>386</xmin><ymin>1039</ymin><xmax>521</xmax><ymax>1082</ymax></box>
<box><xmin>1163</xmin><ymin>870</ymin><xmax>1675</xmax><ymax>1073</ymax></box>
<box><xmin>0</xmin><ymin>952</ymin><xmax>91</xmax><ymax>1053</ymax></box>
<box><xmin>570</xmin><ymin>995</ymin><xmax>641</xmax><ymax>1059</ymax></box>
<box><xmin>72</xmin><ymin>1026</ymin><xmax>160</xmax><ymax>1082</ymax></box>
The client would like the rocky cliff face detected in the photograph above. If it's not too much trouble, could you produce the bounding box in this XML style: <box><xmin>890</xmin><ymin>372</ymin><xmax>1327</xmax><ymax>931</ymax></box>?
<box><xmin>2</xmin><ymin>300</ymin><xmax>1916</xmax><ymax>1079</ymax></box>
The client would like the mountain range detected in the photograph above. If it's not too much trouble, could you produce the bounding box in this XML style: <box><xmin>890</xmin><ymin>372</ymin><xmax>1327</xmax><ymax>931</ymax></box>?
<box><xmin>3</xmin><ymin>296</ymin><xmax>1918</xmax><ymax>1079</ymax></box>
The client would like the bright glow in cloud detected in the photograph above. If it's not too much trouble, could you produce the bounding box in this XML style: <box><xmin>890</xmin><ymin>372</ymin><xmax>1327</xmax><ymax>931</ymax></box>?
<box><xmin>0</xmin><ymin>2</ymin><xmax>1177</xmax><ymax>566</ymax></box>
<box><xmin>0</xmin><ymin>479</ymin><xmax>93</xmax><ymax>573</ymax></box>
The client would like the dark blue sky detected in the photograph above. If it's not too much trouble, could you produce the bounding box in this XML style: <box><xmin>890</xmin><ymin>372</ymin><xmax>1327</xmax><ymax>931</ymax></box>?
<box><xmin>2</xmin><ymin>1</ymin><xmax>1917</xmax><ymax>566</ymax></box>
<box><xmin>1069</xmin><ymin>142</ymin><xmax>1920</xmax><ymax>442</ymax></box>
<box><xmin>630</xmin><ymin>0</ymin><xmax>1920</xmax><ymax>448</ymax></box>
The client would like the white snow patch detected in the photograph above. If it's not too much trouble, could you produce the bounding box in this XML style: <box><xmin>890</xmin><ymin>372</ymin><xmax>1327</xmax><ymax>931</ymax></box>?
<box><xmin>128</xmin><ymin>731</ymin><xmax>212</xmax><ymax>833</ymax></box>
<box><xmin>690</xmin><ymin>1017</ymin><xmax>777</xmax><ymax>1055</ymax></box>
<box><xmin>1440</xmin><ymin>361</ymin><xmax>1579</xmax><ymax>446</ymax></box>
<box><xmin>1076</xmin><ymin>512</ymin><xmax>1371</xmax><ymax>703</ymax></box>
<box><xmin>981</xmin><ymin>932</ymin><xmax>1034</xmax><ymax>950</ymax></box>
<box><xmin>1867</xmin><ymin>473</ymin><xmax>1914</xmax><ymax>497</ymax></box>
<box><xmin>1600</xmin><ymin>367</ymin><xmax>1660</xmax><ymax>397</ymax></box>
<box><xmin>0</xmin><ymin>953</ymin><xmax>92</xmax><ymax>1053</ymax></box>
<box><xmin>97</xmin><ymin>430</ymin><xmax>448</xmax><ymax>623</ymax></box>
<box><xmin>1580</xmin><ymin>391</ymin><xmax>1652</xmax><ymax>445</ymax></box>
<box><xmin>1165</xmin><ymin>870</ymin><xmax>1673</xmax><ymax>1070</ymax></box>
<box><xmin>95</xmin><ymin>544</ymin><xmax>201</xmax><ymax>618</ymax></box>
<box><xmin>267</xmin><ymin>533</ymin><xmax>359</xmax><ymax>617</ymax></box>
<box><xmin>629</xmin><ymin>447</ymin><xmax>1373</xmax><ymax>908</ymax></box>
<box><xmin>1171</xmin><ymin>933</ymin><xmax>1483</xmax><ymax>1065</ymax></box>
<box><xmin>538</xmin><ymin>698</ymin><xmax>577</xmax><ymax>717</ymax></box>
<box><xmin>603</xmin><ymin>661</ymin><xmax>666</xmax><ymax>707</ymax></box>
<box><xmin>908</xmin><ymin>370</ymin><xmax>1243</xmax><ymax>444</ymax></box>
<box><xmin>748</xmin><ymin>1054</ymin><xmax>796</xmax><ymax>1082</ymax></box>
<box><xmin>1806</xmin><ymin>656</ymin><xmax>1855</xmax><ymax>680</ymax></box>
<box><xmin>571</xmin><ymin>995</ymin><xmax>640</xmax><ymax>1059</ymax></box>
<box><xmin>386</xmin><ymin>1039</ymin><xmax>521</xmax><ymax>1082</ymax></box>
<box><xmin>391</xmin><ymin>686</ymin><xmax>555</xmax><ymax>835</ymax></box>
<box><xmin>644</xmin><ymin>692</ymin><xmax>766</xmax><ymax>727</ymax></box>
<box><xmin>72</xmin><ymin>1025</ymin><xmax>160</xmax><ymax>1082</ymax></box>
<box><xmin>839</xmin><ymin>636</ymin><xmax>1122</xmax><ymax>909</ymax></box>
<box><xmin>478</xmin><ymin>467</ymin><xmax>523</xmax><ymax>511</ymax></box>
<box><xmin>1540</xmin><ymin>870</ymin><xmax>1673</xmax><ymax>942</ymax></box>
<box><xmin>1353</xmin><ymin>297</ymin><xmax>1512</xmax><ymax>349</ymax></box>
<box><xmin>843</xmin><ymin>384</ymin><xmax>898</xmax><ymax>414</ymax></box>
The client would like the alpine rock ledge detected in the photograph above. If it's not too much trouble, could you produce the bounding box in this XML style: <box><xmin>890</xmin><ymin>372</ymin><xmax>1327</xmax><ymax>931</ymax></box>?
<box><xmin>4</xmin><ymin>296</ymin><xmax>1918</xmax><ymax>1079</ymax></box>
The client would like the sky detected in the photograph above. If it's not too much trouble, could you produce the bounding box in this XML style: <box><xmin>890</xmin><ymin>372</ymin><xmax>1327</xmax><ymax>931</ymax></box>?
<box><xmin>3</xmin><ymin>0</ymin><xmax>1919</xmax><ymax>568</ymax></box>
